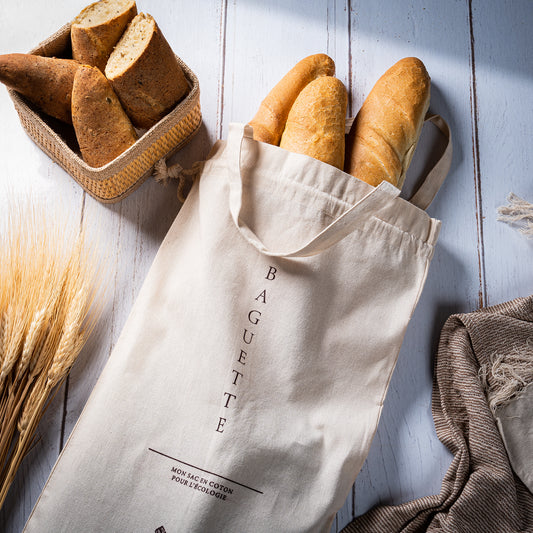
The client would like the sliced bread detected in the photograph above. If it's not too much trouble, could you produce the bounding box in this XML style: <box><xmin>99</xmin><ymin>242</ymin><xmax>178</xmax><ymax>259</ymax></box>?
<box><xmin>72</xmin><ymin>64</ymin><xmax>138</xmax><ymax>167</ymax></box>
<box><xmin>105</xmin><ymin>13</ymin><xmax>189</xmax><ymax>129</ymax></box>
<box><xmin>71</xmin><ymin>0</ymin><xmax>138</xmax><ymax>72</ymax></box>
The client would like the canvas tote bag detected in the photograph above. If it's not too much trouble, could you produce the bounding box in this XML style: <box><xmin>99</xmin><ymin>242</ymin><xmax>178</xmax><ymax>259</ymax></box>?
<box><xmin>24</xmin><ymin>118</ymin><xmax>451</xmax><ymax>533</ymax></box>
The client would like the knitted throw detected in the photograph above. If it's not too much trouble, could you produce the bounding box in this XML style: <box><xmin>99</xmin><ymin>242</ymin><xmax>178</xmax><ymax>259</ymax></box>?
<box><xmin>342</xmin><ymin>296</ymin><xmax>533</xmax><ymax>532</ymax></box>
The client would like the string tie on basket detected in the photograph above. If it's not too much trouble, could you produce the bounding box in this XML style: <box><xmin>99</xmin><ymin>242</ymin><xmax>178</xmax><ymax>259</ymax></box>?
<box><xmin>153</xmin><ymin>159</ymin><xmax>205</xmax><ymax>202</ymax></box>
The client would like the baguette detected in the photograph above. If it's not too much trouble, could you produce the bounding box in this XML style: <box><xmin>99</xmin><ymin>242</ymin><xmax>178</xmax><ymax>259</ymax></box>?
<box><xmin>71</xmin><ymin>0</ymin><xmax>138</xmax><ymax>72</ymax></box>
<box><xmin>0</xmin><ymin>53</ymin><xmax>80</xmax><ymax>124</ymax></box>
<box><xmin>280</xmin><ymin>76</ymin><xmax>347</xmax><ymax>169</ymax></box>
<box><xmin>72</xmin><ymin>64</ymin><xmax>137</xmax><ymax>167</ymax></box>
<box><xmin>344</xmin><ymin>57</ymin><xmax>430</xmax><ymax>188</ymax></box>
<box><xmin>105</xmin><ymin>13</ymin><xmax>189</xmax><ymax>129</ymax></box>
<box><xmin>249</xmin><ymin>53</ymin><xmax>335</xmax><ymax>145</ymax></box>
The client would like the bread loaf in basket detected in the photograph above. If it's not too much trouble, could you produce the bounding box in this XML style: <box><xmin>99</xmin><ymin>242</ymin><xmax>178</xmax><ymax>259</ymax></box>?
<box><xmin>8</xmin><ymin>23</ymin><xmax>202</xmax><ymax>203</ymax></box>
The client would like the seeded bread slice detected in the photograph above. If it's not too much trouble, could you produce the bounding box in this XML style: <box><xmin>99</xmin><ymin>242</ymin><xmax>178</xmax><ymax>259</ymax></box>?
<box><xmin>71</xmin><ymin>0</ymin><xmax>137</xmax><ymax>72</ymax></box>
<box><xmin>72</xmin><ymin>64</ymin><xmax>138</xmax><ymax>167</ymax></box>
<box><xmin>105</xmin><ymin>13</ymin><xmax>189</xmax><ymax>129</ymax></box>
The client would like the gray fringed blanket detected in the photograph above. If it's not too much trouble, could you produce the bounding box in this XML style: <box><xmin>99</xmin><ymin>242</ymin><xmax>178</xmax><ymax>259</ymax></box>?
<box><xmin>498</xmin><ymin>193</ymin><xmax>533</xmax><ymax>236</ymax></box>
<box><xmin>343</xmin><ymin>296</ymin><xmax>533</xmax><ymax>532</ymax></box>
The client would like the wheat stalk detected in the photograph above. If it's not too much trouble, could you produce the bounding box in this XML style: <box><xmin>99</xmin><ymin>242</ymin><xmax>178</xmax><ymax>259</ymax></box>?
<box><xmin>47</xmin><ymin>288</ymin><xmax>87</xmax><ymax>389</ymax></box>
<box><xmin>16</xmin><ymin>308</ymin><xmax>48</xmax><ymax>384</ymax></box>
<box><xmin>0</xmin><ymin>304</ymin><xmax>20</xmax><ymax>388</ymax></box>
<box><xmin>0</xmin><ymin>315</ymin><xmax>4</xmax><ymax>369</ymax></box>
<box><xmin>0</xmin><ymin>198</ymin><xmax>104</xmax><ymax>510</ymax></box>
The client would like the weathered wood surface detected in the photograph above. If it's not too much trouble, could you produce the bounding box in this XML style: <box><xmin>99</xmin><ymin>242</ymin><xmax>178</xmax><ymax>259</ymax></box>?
<box><xmin>0</xmin><ymin>1</ymin><xmax>531</xmax><ymax>531</ymax></box>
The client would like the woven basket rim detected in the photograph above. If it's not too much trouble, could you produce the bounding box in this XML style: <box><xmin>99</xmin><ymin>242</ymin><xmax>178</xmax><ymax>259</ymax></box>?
<box><xmin>9</xmin><ymin>22</ymin><xmax>201</xmax><ymax>181</ymax></box>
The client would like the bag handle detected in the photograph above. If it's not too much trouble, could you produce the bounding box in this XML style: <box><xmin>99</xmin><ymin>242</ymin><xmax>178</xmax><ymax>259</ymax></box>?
<box><xmin>226</xmin><ymin>123</ymin><xmax>400</xmax><ymax>258</ymax></box>
<box><xmin>407</xmin><ymin>113</ymin><xmax>453</xmax><ymax>210</ymax></box>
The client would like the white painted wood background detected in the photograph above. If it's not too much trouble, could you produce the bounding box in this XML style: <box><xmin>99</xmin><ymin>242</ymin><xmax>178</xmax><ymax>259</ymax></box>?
<box><xmin>1</xmin><ymin>0</ymin><xmax>532</xmax><ymax>531</ymax></box>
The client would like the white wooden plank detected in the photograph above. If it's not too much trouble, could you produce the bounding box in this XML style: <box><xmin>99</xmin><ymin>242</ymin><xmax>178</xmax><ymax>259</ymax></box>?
<box><xmin>325</xmin><ymin>2</ymin><xmax>354</xmax><ymax>529</ymax></box>
<box><xmin>222</xmin><ymin>0</ymin><xmax>348</xmax><ymax>136</ymax></box>
<box><xmin>0</xmin><ymin>0</ymin><xmax>87</xmax><ymax>208</ymax></box>
<box><xmin>325</xmin><ymin>2</ymin><xmax>354</xmax><ymax>528</ymax></box>
<box><xmin>0</xmin><ymin>3</ymin><xmax>87</xmax><ymax>530</ymax></box>
<box><xmin>146</xmin><ymin>0</ymin><xmax>227</xmax><ymax>166</ymax></box>
<box><xmin>471</xmin><ymin>0</ymin><xmax>533</xmax><ymax>305</ymax></box>
<box><xmin>347</xmin><ymin>0</ymin><xmax>481</xmax><ymax>522</ymax></box>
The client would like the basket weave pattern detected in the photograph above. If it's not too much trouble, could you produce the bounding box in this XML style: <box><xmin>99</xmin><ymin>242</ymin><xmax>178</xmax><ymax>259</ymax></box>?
<box><xmin>9</xmin><ymin>23</ymin><xmax>202</xmax><ymax>203</ymax></box>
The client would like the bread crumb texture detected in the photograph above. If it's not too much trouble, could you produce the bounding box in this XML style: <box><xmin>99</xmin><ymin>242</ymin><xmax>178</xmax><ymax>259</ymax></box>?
<box><xmin>105</xmin><ymin>12</ymin><xmax>189</xmax><ymax>129</ymax></box>
<box><xmin>73</xmin><ymin>0</ymin><xmax>137</xmax><ymax>28</ymax></box>
<box><xmin>105</xmin><ymin>12</ymin><xmax>152</xmax><ymax>77</ymax></box>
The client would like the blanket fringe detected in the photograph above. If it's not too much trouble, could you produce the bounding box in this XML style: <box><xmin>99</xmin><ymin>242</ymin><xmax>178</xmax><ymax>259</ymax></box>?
<box><xmin>497</xmin><ymin>193</ymin><xmax>533</xmax><ymax>236</ymax></box>
<box><xmin>479</xmin><ymin>338</ymin><xmax>533</xmax><ymax>413</ymax></box>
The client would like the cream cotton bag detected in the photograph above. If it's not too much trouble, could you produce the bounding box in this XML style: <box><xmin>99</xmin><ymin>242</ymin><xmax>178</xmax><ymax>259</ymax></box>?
<box><xmin>24</xmin><ymin>120</ymin><xmax>451</xmax><ymax>533</ymax></box>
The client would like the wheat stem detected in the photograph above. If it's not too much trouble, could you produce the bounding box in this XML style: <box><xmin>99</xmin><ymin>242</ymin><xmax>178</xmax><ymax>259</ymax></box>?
<box><xmin>0</xmin><ymin>377</ymin><xmax>33</xmax><ymax>476</ymax></box>
<box><xmin>0</xmin><ymin>381</ymin><xmax>48</xmax><ymax>509</ymax></box>
<box><xmin>0</xmin><ymin>199</ymin><xmax>104</xmax><ymax>511</ymax></box>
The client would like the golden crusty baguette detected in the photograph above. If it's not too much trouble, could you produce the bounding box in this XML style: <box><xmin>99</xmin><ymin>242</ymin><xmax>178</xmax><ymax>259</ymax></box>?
<box><xmin>249</xmin><ymin>53</ymin><xmax>335</xmax><ymax>145</ymax></box>
<box><xmin>280</xmin><ymin>76</ymin><xmax>347</xmax><ymax>170</ymax></box>
<box><xmin>71</xmin><ymin>0</ymin><xmax>138</xmax><ymax>72</ymax></box>
<box><xmin>72</xmin><ymin>64</ymin><xmax>137</xmax><ymax>167</ymax></box>
<box><xmin>0</xmin><ymin>53</ymin><xmax>80</xmax><ymax>123</ymax></box>
<box><xmin>345</xmin><ymin>57</ymin><xmax>430</xmax><ymax>188</ymax></box>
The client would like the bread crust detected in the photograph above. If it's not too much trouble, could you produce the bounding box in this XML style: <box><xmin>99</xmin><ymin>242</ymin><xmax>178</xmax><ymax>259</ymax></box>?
<box><xmin>249</xmin><ymin>53</ymin><xmax>335</xmax><ymax>146</ymax></box>
<box><xmin>0</xmin><ymin>53</ymin><xmax>80</xmax><ymax>123</ymax></box>
<box><xmin>72</xmin><ymin>64</ymin><xmax>137</xmax><ymax>167</ymax></box>
<box><xmin>345</xmin><ymin>57</ymin><xmax>430</xmax><ymax>188</ymax></box>
<box><xmin>280</xmin><ymin>76</ymin><xmax>347</xmax><ymax>169</ymax></box>
<box><xmin>71</xmin><ymin>0</ymin><xmax>138</xmax><ymax>72</ymax></box>
<box><xmin>105</xmin><ymin>13</ymin><xmax>189</xmax><ymax>129</ymax></box>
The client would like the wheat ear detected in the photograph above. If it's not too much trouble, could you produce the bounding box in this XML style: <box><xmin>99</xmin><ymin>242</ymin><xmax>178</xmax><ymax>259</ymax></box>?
<box><xmin>47</xmin><ymin>288</ymin><xmax>88</xmax><ymax>390</ymax></box>
<box><xmin>16</xmin><ymin>309</ymin><xmax>48</xmax><ymax>384</ymax></box>
<box><xmin>0</xmin><ymin>304</ymin><xmax>24</xmax><ymax>391</ymax></box>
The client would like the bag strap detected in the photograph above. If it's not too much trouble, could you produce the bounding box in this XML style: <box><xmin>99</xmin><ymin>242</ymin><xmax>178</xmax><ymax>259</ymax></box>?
<box><xmin>225</xmin><ymin>123</ymin><xmax>400</xmax><ymax>258</ymax></box>
<box><xmin>408</xmin><ymin>113</ymin><xmax>453</xmax><ymax>210</ymax></box>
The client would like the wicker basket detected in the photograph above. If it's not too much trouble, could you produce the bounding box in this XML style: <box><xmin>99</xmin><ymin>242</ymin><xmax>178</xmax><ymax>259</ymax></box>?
<box><xmin>8</xmin><ymin>23</ymin><xmax>202</xmax><ymax>203</ymax></box>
